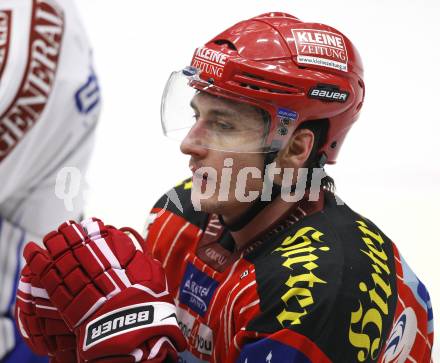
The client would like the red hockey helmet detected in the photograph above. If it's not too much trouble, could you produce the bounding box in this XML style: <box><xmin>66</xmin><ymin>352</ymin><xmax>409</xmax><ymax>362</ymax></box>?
<box><xmin>161</xmin><ymin>12</ymin><xmax>365</xmax><ymax>163</ymax></box>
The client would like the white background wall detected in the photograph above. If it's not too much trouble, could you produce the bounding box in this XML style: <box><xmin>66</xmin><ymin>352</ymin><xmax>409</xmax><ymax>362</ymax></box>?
<box><xmin>75</xmin><ymin>0</ymin><xmax>440</xmax><ymax>358</ymax></box>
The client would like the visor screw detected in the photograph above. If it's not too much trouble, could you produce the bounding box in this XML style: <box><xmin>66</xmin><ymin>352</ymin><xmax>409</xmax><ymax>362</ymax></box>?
<box><xmin>281</xmin><ymin>118</ymin><xmax>290</xmax><ymax>126</ymax></box>
<box><xmin>207</xmin><ymin>78</ymin><xmax>215</xmax><ymax>84</ymax></box>
<box><xmin>331</xmin><ymin>141</ymin><xmax>337</xmax><ymax>149</ymax></box>
<box><xmin>318</xmin><ymin>153</ymin><xmax>328</xmax><ymax>167</ymax></box>
<box><xmin>278</xmin><ymin>127</ymin><xmax>288</xmax><ymax>136</ymax></box>
<box><xmin>183</xmin><ymin>66</ymin><xmax>198</xmax><ymax>76</ymax></box>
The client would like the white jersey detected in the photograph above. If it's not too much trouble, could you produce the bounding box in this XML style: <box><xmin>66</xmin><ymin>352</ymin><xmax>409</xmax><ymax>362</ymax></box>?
<box><xmin>0</xmin><ymin>0</ymin><xmax>101</xmax><ymax>360</ymax></box>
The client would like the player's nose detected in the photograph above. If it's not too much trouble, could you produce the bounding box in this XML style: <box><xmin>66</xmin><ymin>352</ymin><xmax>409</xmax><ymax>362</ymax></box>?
<box><xmin>180</xmin><ymin>124</ymin><xmax>209</xmax><ymax>158</ymax></box>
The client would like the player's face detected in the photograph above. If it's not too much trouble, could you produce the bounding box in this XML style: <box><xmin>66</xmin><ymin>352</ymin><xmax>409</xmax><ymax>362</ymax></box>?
<box><xmin>180</xmin><ymin>92</ymin><xmax>267</xmax><ymax>220</ymax></box>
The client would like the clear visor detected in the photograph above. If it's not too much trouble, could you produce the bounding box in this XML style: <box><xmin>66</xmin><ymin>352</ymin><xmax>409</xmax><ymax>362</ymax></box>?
<box><xmin>161</xmin><ymin>67</ymin><xmax>272</xmax><ymax>153</ymax></box>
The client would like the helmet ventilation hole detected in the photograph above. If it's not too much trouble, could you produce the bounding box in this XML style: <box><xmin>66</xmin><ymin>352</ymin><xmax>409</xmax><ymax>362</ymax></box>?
<box><xmin>231</xmin><ymin>72</ymin><xmax>301</xmax><ymax>95</ymax></box>
<box><xmin>213</xmin><ymin>39</ymin><xmax>237</xmax><ymax>51</ymax></box>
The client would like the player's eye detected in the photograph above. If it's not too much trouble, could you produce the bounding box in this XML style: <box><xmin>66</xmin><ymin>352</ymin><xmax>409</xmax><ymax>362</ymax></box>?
<box><xmin>212</xmin><ymin>119</ymin><xmax>234</xmax><ymax>131</ymax></box>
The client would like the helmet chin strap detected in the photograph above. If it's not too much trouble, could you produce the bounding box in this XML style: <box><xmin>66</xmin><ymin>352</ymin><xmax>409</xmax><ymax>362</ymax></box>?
<box><xmin>218</xmin><ymin>182</ymin><xmax>283</xmax><ymax>232</ymax></box>
<box><xmin>218</xmin><ymin>148</ymin><xmax>284</xmax><ymax>232</ymax></box>
<box><xmin>264</xmin><ymin>149</ymin><xmax>279</xmax><ymax>167</ymax></box>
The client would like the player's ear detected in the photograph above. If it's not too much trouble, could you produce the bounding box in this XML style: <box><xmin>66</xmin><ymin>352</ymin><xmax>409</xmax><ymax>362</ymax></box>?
<box><xmin>276</xmin><ymin>128</ymin><xmax>315</xmax><ymax>169</ymax></box>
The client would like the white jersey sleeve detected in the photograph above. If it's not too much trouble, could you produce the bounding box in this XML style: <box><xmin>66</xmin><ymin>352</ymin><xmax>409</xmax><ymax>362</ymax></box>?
<box><xmin>0</xmin><ymin>0</ymin><xmax>101</xmax><ymax>360</ymax></box>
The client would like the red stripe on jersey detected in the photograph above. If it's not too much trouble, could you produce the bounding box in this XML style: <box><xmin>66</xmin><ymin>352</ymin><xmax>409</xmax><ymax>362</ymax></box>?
<box><xmin>147</xmin><ymin>209</ymin><xmax>202</xmax><ymax>296</ymax></box>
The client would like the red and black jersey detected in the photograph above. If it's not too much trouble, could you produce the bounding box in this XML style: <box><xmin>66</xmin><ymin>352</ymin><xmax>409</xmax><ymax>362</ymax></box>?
<box><xmin>145</xmin><ymin>179</ymin><xmax>434</xmax><ymax>363</ymax></box>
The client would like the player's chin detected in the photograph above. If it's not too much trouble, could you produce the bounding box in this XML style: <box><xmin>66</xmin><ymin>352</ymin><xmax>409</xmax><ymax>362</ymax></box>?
<box><xmin>191</xmin><ymin>192</ymin><xmax>227</xmax><ymax>215</ymax></box>
<box><xmin>204</xmin><ymin>198</ymin><xmax>247</xmax><ymax>218</ymax></box>
<box><xmin>196</xmin><ymin>196</ymin><xmax>220</xmax><ymax>214</ymax></box>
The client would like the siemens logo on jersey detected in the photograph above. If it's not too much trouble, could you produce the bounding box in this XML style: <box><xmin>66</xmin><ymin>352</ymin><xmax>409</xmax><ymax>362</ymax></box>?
<box><xmin>84</xmin><ymin>304</ymin><xmax>154</xmax><ymax>348</ymax></box>
<box><xmin>179</xmin><ymin>263</ymin><xmax>219</xmax><ymax>317</ymax></box>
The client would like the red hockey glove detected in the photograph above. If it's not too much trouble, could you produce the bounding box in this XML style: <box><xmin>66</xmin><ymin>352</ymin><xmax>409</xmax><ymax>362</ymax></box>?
<box><xmin>15</xmin><ymin>265</ymin><xmax>78</xmax><ymax>363</ymax></box>
<box><xmin>24</xmin><ymin>218</ymin><xmax>186</xmax><ymax>362</ymax></box>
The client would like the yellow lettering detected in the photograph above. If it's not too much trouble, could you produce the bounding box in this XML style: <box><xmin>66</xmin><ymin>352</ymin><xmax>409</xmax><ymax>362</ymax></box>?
<box><xmin>282</xmin><ymin>253</ymin><xmax>319</xmax><ymax>270</ymax></box>
<box><xmin>356</xmin><ymin>220</ymin><xmax>384</xmax><ymax>245</ymax></box>
<box><xmin>349</xmin><ymin>283</ymin><xmax>385</xmax><ymax>362</ymax></box>
<box><xmin>349</xmin><ymin>302</ymin><xmax>371</xmax><ymax>362</ymax></box>
<box><xmin>362</xmin><ymin>237</ymin><xmax>388</xmax><ymax>261</ymax></box>
<box><xmin>368</xmin><ymin>273</ymin><xmax>392</xmax><ymax>315</ymax></box>
<box><xmin>285</xmin><ymin>272</ymin><xmax>327</xmax><ymax>289</ymax></box>
<box><xmin>274</xmin><ymin>226</ymin><xmax>329</xmax><ymax>328</ymax></box>
<box><xmin>275</xmin><ymin>243</ymin><xmax>313</xmax><ymax>254</ymax></box>
<box><xmin>280</xmin><ymin>226</ymin><xmax>324</xmax><ymax>247</ymax></box>
<box><xmin>276</xmin><ymin>308</ymin><xmax>307</xmax><ymax>326</ymax></box>
<box><xmin>281</xmin><ymin>287</ymin><xmax>313</xmax><ymax>308</ymax></box>
<box><xmin>281</xmin><ymin>272</ymin><xmax>326</xmax><ymax>309</ymax></box>
<box><xmin>348</xmin><ymin>220</ymin><xmax>393</xmax><ymax>361</ymax></box>
<box><xmin>360</xmin><ymin>249</ymin><xmax>390</xmax><ymax>275</ymax></box>
<box><xmin>361</xmin><ymin>308</ymin><xmax>382</xmax><ymax>359</ymax></box>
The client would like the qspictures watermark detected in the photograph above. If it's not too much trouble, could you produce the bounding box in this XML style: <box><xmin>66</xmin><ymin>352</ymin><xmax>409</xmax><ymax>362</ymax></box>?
<box><xmin>54</xmin><ymin>160</ymin><xmax>343</xmax><ymax>213</ymax></box>
<box><xmin>190</xmin><ymin>158</ymin><xmax>343</xmax><ymax>211</ymax></box>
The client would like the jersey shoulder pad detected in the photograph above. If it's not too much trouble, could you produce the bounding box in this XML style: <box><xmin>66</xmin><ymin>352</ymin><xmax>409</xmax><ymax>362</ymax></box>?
<box><xmin>150</xmin><ymin>178</ymin><xmax>208</xmax><ymax>229</ymax></box>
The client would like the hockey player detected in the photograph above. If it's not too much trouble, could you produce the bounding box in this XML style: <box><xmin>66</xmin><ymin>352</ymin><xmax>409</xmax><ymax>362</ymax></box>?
<box><xmin>0</xmin><ymin>0</ymin><xmax>101</xmax><ymax>361</ymax></box>
<box><xmin>15</xmin><ymin>12</ymin><xmax>433</xmax><ymax>363</ymax></box>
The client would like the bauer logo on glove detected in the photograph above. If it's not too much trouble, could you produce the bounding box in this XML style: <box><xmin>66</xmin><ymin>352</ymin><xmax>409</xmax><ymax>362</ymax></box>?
<box><xmin>85</xmin><ymin>303</ymin><xmax>155</xmax><ymax>348</ymax></box>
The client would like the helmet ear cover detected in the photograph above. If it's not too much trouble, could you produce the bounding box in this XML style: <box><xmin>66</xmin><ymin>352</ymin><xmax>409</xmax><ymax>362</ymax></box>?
<box><xmin>298</xmin><ymin>119</ymin><xmax>330</xmax><ymax>168</ymax></box>
<box><xmin>271</xmin><ymin>118</ymin><xmax>335</xmax><ymax>191</ymax></box>
<box><xmin>299</xmin><ymin>119</ymin><xmax>335</xmax><ymax>191</ymax></box>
